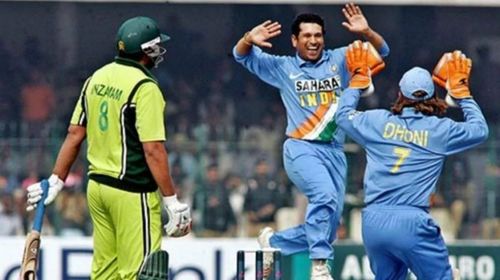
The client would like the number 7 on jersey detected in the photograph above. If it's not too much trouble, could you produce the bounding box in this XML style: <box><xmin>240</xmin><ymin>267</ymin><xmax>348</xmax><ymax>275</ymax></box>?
<box><xmin>391</xmin><ymin>147</ymin><xmax>411</xmax><ymax>173</ymax></box>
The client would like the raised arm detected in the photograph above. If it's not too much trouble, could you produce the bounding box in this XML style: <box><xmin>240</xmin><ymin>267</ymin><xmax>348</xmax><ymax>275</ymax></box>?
<box><xmin>431</xmin><ymin>51</ymin><xmax>489</xmax><ymax>153</ymax></box>
<box><xmin>336</xmin><ymin>41</ymin><xmax>372</xmax><ymax>146</ymax></box>
<box><xmin>342</xmin><ymin>3</ymin><xmax>389</xmax><ymax>56</ymax></box>
<box><xmin>445</xmin><ymin>99</ymin><xmax>488</xmax><ymax>154</ymax></box>
<box><xmin>234</xmin><ymin>20</ymin><xmax>282</xmax><ymax>56</ymax></box>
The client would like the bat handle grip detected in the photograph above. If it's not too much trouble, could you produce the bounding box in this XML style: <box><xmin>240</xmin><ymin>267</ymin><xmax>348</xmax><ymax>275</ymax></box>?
<box><xmin>32</xmin><ymin>180</ymin><xmax>49</xmax><ymax>232</ymax></box>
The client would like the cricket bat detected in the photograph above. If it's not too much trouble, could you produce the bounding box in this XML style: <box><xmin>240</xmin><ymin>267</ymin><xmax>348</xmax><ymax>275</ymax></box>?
<box><xmin>20</xmin><ymin>180</ymin><xmax>49</xmax><ymax>280</ymax></box>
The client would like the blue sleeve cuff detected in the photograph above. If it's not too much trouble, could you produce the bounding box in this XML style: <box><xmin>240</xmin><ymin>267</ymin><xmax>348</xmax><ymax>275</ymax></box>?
<box><xmin>232</xmin><ymin>45</ymin><xmax>246</xmax><ymax>60</ymax></box>
<box><xmin>345</xmin><ymin>88</ymin><xmax>362</xmax><ymax>96</ymax></box>
<box><xmin>378</xmin><ymin>41</ymin><xmax>390</xmax><ymax>57</ymax></box>
<box><xmin>456</xmin><ymin>98</ymin><xmax>476</xmax><ymax>106</ymax></box>
<box><xmin>232</xmin><ymin>45</ymin><xmax>262</xmax><ymax>61</ymax></box>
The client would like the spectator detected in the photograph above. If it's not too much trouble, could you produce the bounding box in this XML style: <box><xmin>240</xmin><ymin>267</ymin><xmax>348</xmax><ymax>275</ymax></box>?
<box><xmin>437</xmin><ymin>155</ymin><xmax>471</xmax><ymax>238</ymax></box>
<box><xmin>21</xmin><ymin>170</ymin><xmax>39</xmax><ymax>190</ymax></box>
<box><xmin>20</xmin><ymin>68</ymin><xmax>56</xmax><ymax>138</ymax></box>
<box><xmin>12</xmin><ymin>188</ymin><xmax>29</xmax><ymax>234</ymax></box>
<box><xmin>233</xmin><ymin>130</ymin><xmax>271</xmax><ymax>179</ymax></box>
<box><xmin>243</xmin><ymin>159</ymin><xmax>286</xmax><ymax>237</ymax></box>
<box><xmin>55</xmin><ymin>188</ymin><xmax>90</xmax><ymax>236</ymax></box>
<box><xmin>225</xmin><ymin>173</ymin><xmax>246</xmax><ymax>236</ymax></box>
<box><xmin>234</xmin><ymin>81</ymin><xmax>267</xmax><ymax>131</ymax></box>
<box><xmin>192</xmin><ymin>164</ymin><xmax>237</xmax><ymax>237</ymax></box>
<box><xmin>0</xmin><ymin>192</ymin><xmax>24</xmax><ymax>236</ymax></box>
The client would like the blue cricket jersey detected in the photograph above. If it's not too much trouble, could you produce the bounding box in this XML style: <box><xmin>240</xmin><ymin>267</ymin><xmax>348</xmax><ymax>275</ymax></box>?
<box><xmin>336</xmin><ymin>89</ymin><xmax>488</xmax><ymax>207</ymax></box>
<box><xmin>233</xmin><ymin>45</ymin><xmax>389</xmax><ymax>144</ymax></box>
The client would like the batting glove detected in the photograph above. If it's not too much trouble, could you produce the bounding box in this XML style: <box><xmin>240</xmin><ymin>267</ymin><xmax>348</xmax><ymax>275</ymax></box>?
<box><xmin>163</xmin><ymin>195</ymin><xmax>192</xmax><ymax>237</ymax></box>
<box><xmin>26</xmin><ymin>174</ymin><xmax>64</xmax><ymax>211</ymax></box>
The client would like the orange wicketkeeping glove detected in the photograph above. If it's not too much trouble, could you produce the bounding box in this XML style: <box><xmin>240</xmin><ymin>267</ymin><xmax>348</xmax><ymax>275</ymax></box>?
<box><xmin>346</xmin><ymin>40</ymin><xmax>385</xmax><ymax>89</ymax></box>
<box><xmin>346</xmin><ymin>40</ymin><xmax>371</xmax><ymax>89</ymax></box>
<box><xmin>366</xmin><ymin>42</ymin><xmax>385</xmax><ymax>76</ymax></box>
<box><xmin>432</xmin><ymin>52</ymin><xmax>451</xmax><ymax>88</ymax></box>
<box><xmin>446</xmin><ymin>50</ymin><xmax>473</xmax><ymax>99</ymax></box>
<box><xmin>432</xmin><ymin>51</ymin><xmax>472</xmax><ymax>96</ymax></box>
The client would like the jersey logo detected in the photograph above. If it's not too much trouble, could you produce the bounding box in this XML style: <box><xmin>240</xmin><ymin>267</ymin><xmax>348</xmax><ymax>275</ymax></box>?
<box><xmin>289</xmin><ymin>72</ymin><xmax>305</xmax><ymax>79</ymax></box>
<box><xmin>295</xmin><ymin>76</ymin><xmax>341</xmax><ymax>93</ymax></box>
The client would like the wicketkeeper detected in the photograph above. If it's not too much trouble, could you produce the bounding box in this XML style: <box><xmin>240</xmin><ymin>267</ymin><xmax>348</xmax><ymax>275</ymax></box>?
<box><xmin>336</xmin><ymin>41</ymin><xmax>488</xmax><ymax>280</ymax></box>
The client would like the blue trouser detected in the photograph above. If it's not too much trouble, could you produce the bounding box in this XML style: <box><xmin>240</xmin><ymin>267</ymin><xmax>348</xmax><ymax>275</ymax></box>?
<box><xmin>269</xmin><ymin>138</ymin><xmax>346</xmax><ymax>260</ymax></box>
<box><xmin>362</xmin><ymin>205</ymin><xmax>453</xmax><ymax>280</ymax></box>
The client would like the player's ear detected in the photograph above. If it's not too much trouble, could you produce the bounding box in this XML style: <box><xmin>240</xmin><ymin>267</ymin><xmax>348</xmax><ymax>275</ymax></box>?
<box><xmin>291</xmin><ymin>35</ymin><xmax>298</xmax><ymax>48</ymax></box>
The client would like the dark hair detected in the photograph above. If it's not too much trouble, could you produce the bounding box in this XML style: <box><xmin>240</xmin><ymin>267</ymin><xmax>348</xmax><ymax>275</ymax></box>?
<box><xmin>291</xmin><ymin>13</ymin><xmax>325</xmax><ymax>37</ymax></box>
<box><xmin>391</xmin><ymin>91</ymin><xmax>448</xmax><ymax>116</ymax></box>
<box><xmin>118</xmin><ymin>50</ymin><xmax>144</xmax><ymax>61</ymax></box>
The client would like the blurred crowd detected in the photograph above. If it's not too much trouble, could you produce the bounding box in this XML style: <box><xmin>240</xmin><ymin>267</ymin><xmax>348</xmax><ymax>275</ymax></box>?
<box><xmin>0</xmin><ymin>4</ymin><xmax>499</xmax><ymax>241</ymax></box>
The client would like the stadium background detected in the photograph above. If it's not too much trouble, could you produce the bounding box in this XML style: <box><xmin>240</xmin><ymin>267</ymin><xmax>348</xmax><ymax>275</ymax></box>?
<box><xmin>0</xmin><ymin>0</ymin><xmax>498</xmax><ymax>279</ymax></box>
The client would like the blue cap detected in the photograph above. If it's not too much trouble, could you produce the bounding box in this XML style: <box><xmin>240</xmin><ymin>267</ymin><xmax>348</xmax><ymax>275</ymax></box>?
<box><xmin>399</xmin><ymin>67</ymin><xmax>435</xmax><ymax>101</ymax></box>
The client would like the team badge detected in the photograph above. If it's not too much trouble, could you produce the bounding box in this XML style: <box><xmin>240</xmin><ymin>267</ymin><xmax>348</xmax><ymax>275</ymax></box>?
<box><xmin>118</xmin><ymin>41</ymin><xmax>125</xmax><ymax>51</ymax></box>
<box><xmin>331</xmin><ymin>65</ymin><xmax>338</xmax><ymax>73</ymax></box>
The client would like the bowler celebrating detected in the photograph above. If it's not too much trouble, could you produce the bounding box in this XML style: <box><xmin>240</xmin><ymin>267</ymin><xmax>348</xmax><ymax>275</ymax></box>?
<box><xmin>233</xmin><ymin>3</ymin><xmax>389</xmax><ymax>279</ymax></box>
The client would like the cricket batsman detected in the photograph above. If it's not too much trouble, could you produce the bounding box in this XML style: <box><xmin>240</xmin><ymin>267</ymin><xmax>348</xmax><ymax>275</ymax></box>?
<box><xmin>25</xmin><ymin>16</ymin><xmax>191</xmax><ymax>279</ymax></box>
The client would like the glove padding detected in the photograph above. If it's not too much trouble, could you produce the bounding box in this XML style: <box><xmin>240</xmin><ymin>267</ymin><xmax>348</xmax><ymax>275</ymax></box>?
<box><xmin>163</xmin><ymin>195</ymin><xmax>192</xmax><ymax>237</ymax></box>
<box><xmin>26</xmin><ymin>174</ymin><xmax>64</xmax><ymax>211</ymax></box>
<box><xmin>366</xmin><ymin>42</ymin><xmax>385</xmax><ymax>76</ymax></box>
<box><xmin>432</xmin><ymin>50</ymin><xmax>472</xmax><ymax>99</ymax></box>
<box><xmin>346</xmin><ymin>40</ymin><xmax>385</xmax><ymax>89</ymax></box>
<box><xmin>446</xmin><ymin>51</ymin><xmax>472</xmax><ymax>99</ymax></box>
<box><xmin>432</xmin><ymin>52</ymin><xmax>451</xmax><ymax>88</ymax></box>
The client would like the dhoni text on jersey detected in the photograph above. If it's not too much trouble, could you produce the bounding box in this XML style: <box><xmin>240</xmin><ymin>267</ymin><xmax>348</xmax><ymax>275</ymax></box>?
<box><xmin>382</xmin><ymin>122</ymin><xmax>429</xmax><ymax>147</ymax></box>
<box><xmin>92</xmin><ymin>84</ymin><xmax>123</xmax><ymax>101</ymax></box>
<box><xmin>295</xmin><ymin>76</ymin><xmax>341</xmax><ymax>107</ymax></box>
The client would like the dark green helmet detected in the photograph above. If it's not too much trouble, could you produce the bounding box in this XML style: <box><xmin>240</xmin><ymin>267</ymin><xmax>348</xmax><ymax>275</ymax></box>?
<box><xmin>116</xmin><ymin>16</ymin><xmax>170</xmax><ymax>54</ymax></box>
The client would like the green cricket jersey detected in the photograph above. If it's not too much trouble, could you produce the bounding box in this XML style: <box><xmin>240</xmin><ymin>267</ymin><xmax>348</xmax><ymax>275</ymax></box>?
<box><xmin>70</xmin><ymin>57</ymin><xmax>166</xmax><ymax>192</ymax></box>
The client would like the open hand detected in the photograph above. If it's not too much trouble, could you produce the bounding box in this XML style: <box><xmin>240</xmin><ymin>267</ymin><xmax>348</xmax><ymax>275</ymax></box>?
<box><xmin>342</xmin><ymin>3</ymin><xmax>370</xmax><ymax>35</ymax></box>
<box><xmin>246</xmin><ymin>20</ymin><xmax>282</xmax><ymax>48</ymax></box>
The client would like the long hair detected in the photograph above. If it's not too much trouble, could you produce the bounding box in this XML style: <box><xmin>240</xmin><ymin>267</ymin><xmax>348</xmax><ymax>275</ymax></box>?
<box><xmin>391</xmin><ymin>91</ymin><xmax>448</xmax><ymax>116</ymax></box>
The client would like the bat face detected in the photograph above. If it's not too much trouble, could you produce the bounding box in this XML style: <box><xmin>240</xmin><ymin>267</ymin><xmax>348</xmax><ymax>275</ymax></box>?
<box><xmin>20</xmin><ymin>231</ymin><xmax>41</xmax><ymax>280</ymax></box>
